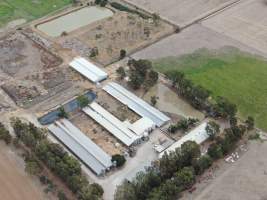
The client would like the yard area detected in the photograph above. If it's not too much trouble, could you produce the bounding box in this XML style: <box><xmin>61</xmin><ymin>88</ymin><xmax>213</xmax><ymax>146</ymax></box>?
<box><xmin>0</xmin><ymin>0</ymin><xmax>71</xmax><ymax>27</ymax></box>
<box><xmin>152</xmin><ymin>48</ymin><xmax>267</xmax><ymax>131</ymax></box>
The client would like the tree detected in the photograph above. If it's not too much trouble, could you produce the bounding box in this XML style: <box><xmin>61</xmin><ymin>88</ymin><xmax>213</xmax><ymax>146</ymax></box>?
<box><xmin>133</xmin><ymin>170</ymin><xmax>161</xmax><ymax>200</ymax></box>
<box><xmin>114</xmin><ymin>181</ymin><xmax>137</xmax><ymax>200</ymax></box>
<box><xmin>58</xmin><ymin>106</ymin><xmax>68</xmax><ymax>119</ymax></box>
<box><xmin>77</xmin><ymin>95</ymin><xmax>90</xmax><ymax>108</ymax></box>
<box><xmin>100</xmin><ymin>0</ymin><xmax>108</xmax><ymax>7</ymax></box>
<box><xmin>207</xmin><ymin>143</ymin><xmax>223</xmax><ymax>160</ymax></box>
<box><xmin>229</xmin><ymin>116</ymin><xmax>237</xmax><ymax>127</ymax></box>
<box><xmin>174</xmin><ymin>167</ymin><xmax>195</xmax><ymax>189</ymax></box>
<box><xmin>214</xmin><ymin>96</ymin><xmax>237</xmax><ymax>118</ymax></box>
<box><xmin>57</xmin><ymin>190</ymin><xmax>68</xmax><ymax>200</ymax></box>
<box><xmin>245</xmin><ymin>116</ymin><xmax>254</xmax><ymax>130</ymax></box>
<box><xmin>120</xmin><ymin>49</ymin><xmax>127</xmax><ymax>59</ymax></box>
<box><xmin>206</xmin><ymin>121</ymin><xmax>220</xmax><ymax>140</ymax></box>
<box><xmin>0</xmin><ymin>122</ymin><xmax>12</xmax><ymax>144</ymax></box>
<box><xmin>180</xmin><ymin>141</ymin><xmax>201</xmax><ymax>166</ymax></box>
<box><xmin>25</xmin><ymin>154</ymin><xmax>42</xmax><ymax>175</ymax></box>
<box><xmin>116</xmin><ymin>67</ymin><xmax>126</xmax><ymax>80</ymax></box>
<box><xmin>152</xmin><ymin>13</ymin><xmax>160</xmax><ymax>26</ymax></box>
<box><xmin>193</xmin><ymin>155</ymin><xmax>212</xmax><ymax>175</ymax></box>
<box><xmin>112</xmin><ymin>154</ymin><xmax>126</xmax><ymax>167</ymax></box>
<box><xmin>150</xmin><ymin>96</ymin><xmax>157</xmax><ymax>106</ymax></box>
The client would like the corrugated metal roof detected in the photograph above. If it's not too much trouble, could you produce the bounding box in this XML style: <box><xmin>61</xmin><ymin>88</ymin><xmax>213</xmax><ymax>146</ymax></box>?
<box><xmin>159</xmin><ymin>122</ymin><xmax>208</xmax><ymax>158</ymax></box>
<box><xmin>48</xmin><ymin>119</ymin><xmax>112</xmax><ymax>175</ymax></box>
<box><xmin>83</xmin><ymin>102</ymin><xmax>140</xmax><ymax>146</ymax></box>
<box><xmin>103</xmin><ymin>82</ymin><xmax>170</xmax><ymax>127</ymax></box>
<box><xmin>69</xmin><ymin>57</ymin><xmax>107</xmax><ymax>83</ymax></box>
<box><xmin>128</xmin><ymin>117</ymin><xmax>155</xmax><ymax>136</ymax></box>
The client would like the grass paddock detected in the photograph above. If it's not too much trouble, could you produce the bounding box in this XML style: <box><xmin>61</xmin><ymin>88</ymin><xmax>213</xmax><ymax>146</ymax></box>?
<box><xmin>153</xmin><ymin>48</ymin><xmax>267</xmax><ymax>131</ymax></box>
<box><xmin>0</xmin><ymin>0</ymin><xmax>71</xmax><ymax>27</ymax></box>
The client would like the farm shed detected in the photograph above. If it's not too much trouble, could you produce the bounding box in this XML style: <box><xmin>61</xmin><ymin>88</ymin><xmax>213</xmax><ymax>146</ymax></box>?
<box><xmin>83</xmin><ymin>102</ymin><xmax>141</xmax><ymax>147</ymax></box>
<box><xmin>159</xmin><ymin>122</ymin><xmax>208</xmax><ymax>158</ymax></box>
<box><xmin>103</xmin><ymin>82</ymin><xmax>170</xmax><ymax>127</ymax></box>
<box><xmin>48</xmin><ymin>119</ymin><xmax>112</xmax><ymax>176</ymax></box>
<box><xmin>69</xmin><ymin>57</ymin><xmax>107</xmax><ymax>83</ymax></box>
<box><xmin>127</xmin><ymin>117</ymin><xmax>156</xmax><ymax>136</ymax></box>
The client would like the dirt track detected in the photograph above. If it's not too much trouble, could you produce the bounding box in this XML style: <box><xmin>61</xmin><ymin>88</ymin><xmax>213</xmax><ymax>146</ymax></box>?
<box><xmin>0</xmin><ymin>143</ymin><xmax>47</xmax><ymax>200</ymax></box>
<box><xmin>126</xmin><ymin>0</ymin><xmax>234</xmax><ymax>25</ymax></box>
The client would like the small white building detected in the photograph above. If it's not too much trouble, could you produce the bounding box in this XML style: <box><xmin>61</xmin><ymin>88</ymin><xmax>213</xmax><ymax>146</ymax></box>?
<box><xmin>159</xmin><ymin>122</ymin><xmax>208</xmax><ymax>158</ymax></box>
<box><xmin>128</xmin><ymin>117</ymin><xmax>156</xmax><ymax>136</ymax></box>
<box><xmin>69</xmin><ymin>57</ymin><xmax>107</xmax><ymax>83</ymax></box>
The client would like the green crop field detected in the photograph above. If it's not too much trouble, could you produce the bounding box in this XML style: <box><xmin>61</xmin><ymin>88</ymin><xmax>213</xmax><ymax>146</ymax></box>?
<box><xmin>153</xmin><ymin>48</ymin><xmax>267</xmax><ymax>131</ymax></box>
<box><xmin>0</xmin><ymin>0</ymin><xmax>72</xmax><ymax>27</ymax></box>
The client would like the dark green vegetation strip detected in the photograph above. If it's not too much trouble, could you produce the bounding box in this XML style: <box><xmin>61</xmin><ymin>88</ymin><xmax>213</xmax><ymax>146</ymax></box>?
<box><xmin>0</xmin><ymin>0</ymin><xmax>72</xmax><ymax>27</ymax></box>
<box><xmin>153</xmin><ymin>48</ymin><xmax>267</xmax><ymax>131</ymax></box>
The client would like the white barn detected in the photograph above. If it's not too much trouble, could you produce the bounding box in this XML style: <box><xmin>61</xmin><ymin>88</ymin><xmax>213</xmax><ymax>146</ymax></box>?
<box><xmin>69</xmin><ymin>57</ymin><xmax>107</xmax><ymax>83</ymax></box>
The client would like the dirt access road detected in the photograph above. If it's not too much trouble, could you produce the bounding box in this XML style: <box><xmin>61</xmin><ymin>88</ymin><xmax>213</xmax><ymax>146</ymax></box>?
<box><xmin>0</xmin><ymin>143</ymin><xmax>48</xmax><ymax>200</ymax></box>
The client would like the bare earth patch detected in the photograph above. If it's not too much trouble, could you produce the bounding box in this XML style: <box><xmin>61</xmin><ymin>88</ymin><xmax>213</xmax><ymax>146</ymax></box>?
<box><xmin>0</xmin><ymin>32</ymin><xmax>72</xmax><ymax>108</ymax></box>
<box><xmin>0</xmin><ymin>143</ymin><xmax>48</xmax><ymax>200</ymax></box>
<box><xmin>132</xmin><ymin>24</ymin><xmax>267</xmax><ymax>60</ymax></box>
<box><xmin>202</xmin><ymin>0</ymin><xmax>267</xmax><ymax>55</ymax></box>
<box><xmin>126</xmin><ymin>0</ymin><xmax>234</xmax><ymax>25</ymax></box>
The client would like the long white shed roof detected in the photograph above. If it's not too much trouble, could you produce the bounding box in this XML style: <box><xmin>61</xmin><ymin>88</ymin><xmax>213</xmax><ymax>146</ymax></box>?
<box><xmin>69</xmin><ymin>57</ymin><xmax>107</xmax><ymax>83</ymax></box>
<box><xmin>83</xmin><ymin>102</ymin><xmax>140</xmax><ymax>146</ymax></box>
<box><xmin>103</xmin><ymin>82</ymin><xmax>170</xmax><ymax>127</ymax></box>
<box><xmin>159</xmin><ymin>122</ymin><xmax>208</xmax><ymax>158</ymax></box>
<box><xmin>48</xmin><ymin>119</ymin><xmax>112</xmax><ymax>175</ymax></box>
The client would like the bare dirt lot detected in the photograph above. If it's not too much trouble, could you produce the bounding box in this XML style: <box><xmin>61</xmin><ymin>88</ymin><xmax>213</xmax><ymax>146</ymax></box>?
<box><xmin>70</xmin><ymin>112</ymin><xmax>127</xmax><ymax>156</ymax></box>
<box><xmin>183</xmin><ymin>141</ymin><xmax>267</xmax><ymax>200</ymax></box>
<box><xmin>0</xmin><ymin>143</ymin><xmax>47</xmax><ymax>200</ymax></box>
<box><xmin>126</xmin><ymin>0</ymin><xmax>235</xmax><ymax>26</ymax></box>
<box><xmin>0</xmin><ymin>31</ymin><xmax>72</xmax><ymax>108</ymax></box>
<box><xmin>96</xmin><ymin>90</ymin><xmax>140</xmax><ymax>123</ymax></box>
<box><xmin>132</xmin><ymin>24</ymin><xmax>267</xmax><ymax>60</ymax></box>
<box><xmin>202</xmin><ymin>0</ymin><xmax>267</xmax><ymax>55</ymax></box>
<box><xmin>57</xmin><ymin>10</ymin><xmax>173</xmax><ymax>65</ymax></box>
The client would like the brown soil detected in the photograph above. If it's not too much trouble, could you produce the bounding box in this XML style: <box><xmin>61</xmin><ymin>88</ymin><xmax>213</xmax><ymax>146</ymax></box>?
<box><xmin>0</xmin><ymin>31</ymin><xmax>71</xmax><ymax>108</ymax></box>
<box><xmin>58</xmin><ymin>11</ymin><xmax>174</xmax><ymax>65</ymax></box>
<box><xmin>0</xmin><ymin>143</ymin><xmax>48</xmax><ymax>200</ymax></box>
<box><xmin>70</xmin><ymin>112</ymin><xmax>127</xmax><ymax>156</ymax></box>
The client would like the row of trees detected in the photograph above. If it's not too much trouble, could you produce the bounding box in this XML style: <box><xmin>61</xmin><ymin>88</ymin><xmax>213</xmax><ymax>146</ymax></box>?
<box><xmin>115</xmin><ymin>141</ymin><xmax>212</xmax><ymax>200</ymax></box>
<box><xmin>11</xmin><ymin>118</ymin><xmax>103</xmax><ymax>200</ymax></box>
<box><xmin>95</xmin><ymin>0</ymin><xmax>108</xmax><ymax>7</ymax></box>
<box><xmin>0</xmin><ymin>122</ymin><xmax>12</xmax><ymax>144</ymax></box>
<box><xmin>166</xmin><ymin>71</ymin><xmax>237</xmax><ymax>119</ymax></box>
<box><xmin>168</xmin><ymin>118</ymin><xmax>199</xmax><ymax>134</ymax></box>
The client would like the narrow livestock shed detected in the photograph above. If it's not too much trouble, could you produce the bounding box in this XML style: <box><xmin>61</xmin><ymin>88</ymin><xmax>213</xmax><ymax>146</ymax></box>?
<box><xmin>48</xmin><ymin>119</ymin><xmax>112</xmax><ymax>176</ymax></box>
<box><xmin>103</xmin><ymin>82</ymin><xmax>170</xmax><ymax>127</ymax></box>
<box><xmin>159</xmin><ymin>122</ymin><xmax>208</xmax><ymax>158</ymax></box>
<box><xmin>83</xmin><ymin>102</ymin><xmax>141</xmax><ymax>147</ymax></box>
<box><xmin>69</xmin><ymin>57</ymin><xmax>108</xmax><ymax>83</ymax></box>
